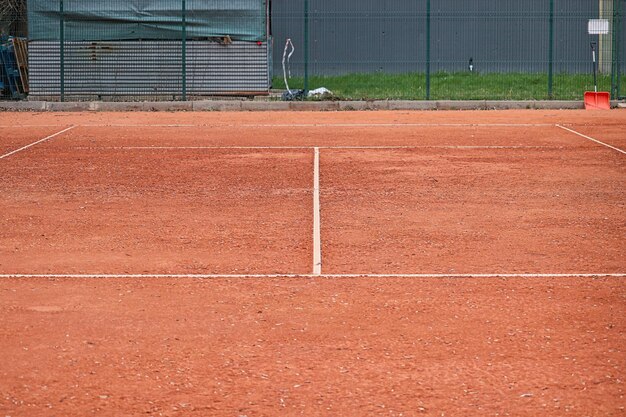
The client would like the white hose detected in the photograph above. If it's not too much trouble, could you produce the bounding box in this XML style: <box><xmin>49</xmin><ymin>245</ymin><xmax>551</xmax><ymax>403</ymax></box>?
<box><xmin>282</xmin><ymin>38</ymin><xmax>295</xmax><ymax>94</ymax></box>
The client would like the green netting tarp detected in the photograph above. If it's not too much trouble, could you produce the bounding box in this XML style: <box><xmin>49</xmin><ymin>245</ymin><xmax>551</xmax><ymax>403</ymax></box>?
<box><xmin>28</xmin><ymin>0</ymin><xmax>267</xmax><ymax>42</ymax></box>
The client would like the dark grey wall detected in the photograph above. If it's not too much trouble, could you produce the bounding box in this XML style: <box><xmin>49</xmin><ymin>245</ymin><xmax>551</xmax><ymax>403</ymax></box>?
<box><xmin>271</xmin><ymin>0</ymin><xmax>623</xmax><ymax>76</ymax></box>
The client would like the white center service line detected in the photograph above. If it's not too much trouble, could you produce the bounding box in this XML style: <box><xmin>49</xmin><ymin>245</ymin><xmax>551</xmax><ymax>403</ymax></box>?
<box><xmin>0</xmin><ymin>125</ymin><xmax>76</xmax><ymax>160</ymax></box>
<box><xmin>313</xmin><ymin>147</ymin><xmax>322</xmax><ymax>275</ymax></box>
<box><xmin>556</xmin><ymin>124</ymin><xmax>626</xmax><ymax>155</ymax></box>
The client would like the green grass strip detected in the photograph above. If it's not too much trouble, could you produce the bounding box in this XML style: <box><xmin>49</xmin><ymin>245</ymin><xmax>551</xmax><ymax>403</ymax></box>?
<box><xmin>273</xmin><ymin>72</ymin><xmax>624</xmax><ymax>101</ymax></box>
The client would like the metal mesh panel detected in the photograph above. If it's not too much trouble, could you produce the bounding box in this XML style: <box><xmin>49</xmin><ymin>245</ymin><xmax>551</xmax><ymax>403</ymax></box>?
<box><xmin>272</xmin><ymin>0</ymin><xmax>428</xmax><ymax>97</ymax></box>
<box><xmin>29</xmin><ymin>41</ymin><xmax>184</xmax><ymax>98</ymax></box>
<box><xmin>18</xmin><ymin>0</ymin><xmax>270</xmax><ymax>100</ymax></box>
<box><xmin>1</xmin><ymin>0</ymin><xmax>624</xmax><ymax>101</ymax></box>
<box><xmin>271</xmin><ymin>0</ymin><xmax>625</xmax><ymax>101</ymax></box>
<box><xmin>0</xmin><ymin>0</ymin><xmax>27</xmax><ymax>37</ymax></box>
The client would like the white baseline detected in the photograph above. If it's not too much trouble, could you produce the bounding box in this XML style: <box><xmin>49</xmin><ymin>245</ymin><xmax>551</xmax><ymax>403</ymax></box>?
<box><xmin>1</xmin><ymin>273</ymin><xmax>624</xmax><ymax>279</ymax></box>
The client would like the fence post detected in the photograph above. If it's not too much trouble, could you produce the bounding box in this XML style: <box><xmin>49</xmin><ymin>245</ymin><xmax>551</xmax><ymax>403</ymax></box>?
<box><xmin>426</xmin><ymin>0</ymin><xmax>431</xmax><ymax>100</ymax></box>
<box><xmin>304</xmin><ymin>0</ymin><xmax>309</xmax><ymax>95</ymax></box>
<box><xmin>548</xmin><ymin>0</ymin><xmax>554</xmax><ymax>99</ymax></box>
<box><xmin>60</xmin><ymin>0</ymin><xmax>65</xmax><ymax>102</ymax></box>
<box><xmin>182</xmin><ymin>0</ymin><xmax>187</xmax><ymax>101</ymax></box>
<box><xmin>611</xmin><ymin>0</ymin><xmax>616</xmax><ymax>98</ymax></box>
<box><xmin>617</xmin><ymin>0</ymin><xmax>622</xmax><ymax>98</ymax></box>
<box><xmin>610</xmin><ymin>0</ymin><xmax>620</xmax><ymax>99</ymax></box>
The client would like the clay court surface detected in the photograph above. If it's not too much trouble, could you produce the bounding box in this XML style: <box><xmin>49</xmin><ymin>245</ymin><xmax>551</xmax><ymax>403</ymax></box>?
<box><xmin>0</xmin><ymin>110</ymin><xmax>624</xmax><ymax>416</ymax></box>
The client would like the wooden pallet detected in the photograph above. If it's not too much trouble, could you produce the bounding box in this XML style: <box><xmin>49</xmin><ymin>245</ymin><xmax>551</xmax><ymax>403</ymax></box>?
<box><xmin>11</xmin><ymin>38</ymin><xmax>29</xmax><ymax>94</ymax></box>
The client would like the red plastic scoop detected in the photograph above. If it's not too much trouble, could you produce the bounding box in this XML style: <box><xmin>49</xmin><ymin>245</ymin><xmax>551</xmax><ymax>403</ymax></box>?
<box><xmin>584</xmin><ymin>91</ymin><xmax>611</xmax><ymax>110</ymax></box>
<box><xmin>585</xmin><ymin>43</ymin><xmax>610</xmax><ymax>110</ymax></box>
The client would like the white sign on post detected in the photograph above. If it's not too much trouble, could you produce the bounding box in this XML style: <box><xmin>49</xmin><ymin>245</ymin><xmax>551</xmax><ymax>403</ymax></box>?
<box><xmin>588</xmin><ymin>19</ymin><xmax>609</xmax><ymax>35</ymax></box>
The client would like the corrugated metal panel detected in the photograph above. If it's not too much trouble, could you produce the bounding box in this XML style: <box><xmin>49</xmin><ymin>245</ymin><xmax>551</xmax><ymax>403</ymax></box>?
<box><xmin>187</xmin><ymin>41</ymin><xmax>269</xmax><ymax>94</ymax></box>
<box><xmin>29</xmin><ymin>40</ymin><xmax>269</xmax><ymax>97</ymax></box>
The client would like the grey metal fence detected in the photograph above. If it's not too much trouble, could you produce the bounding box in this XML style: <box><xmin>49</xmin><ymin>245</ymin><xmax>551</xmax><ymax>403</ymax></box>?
<box><xmin>25</xmin><ymin>0</ymin><xmax>270</xmax><ymax>101</ymax></box>
<box><xmin>272</xmin><ymin>0</ymin><xmax>625</xmax><ymax>100</ymax></box>
<box><xmin>0</xmin><ymin>0</ymin><xmax>624</xmax><ymax>101</ymax></box>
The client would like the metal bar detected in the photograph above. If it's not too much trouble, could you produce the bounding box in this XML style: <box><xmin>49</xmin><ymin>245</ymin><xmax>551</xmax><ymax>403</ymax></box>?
<box><xmin>426</xmin><ymin>0</ymin><xmax>431</xmax><ymax>100</ymax></box>
<box><xmin>592</xmin><ymin>42</ymin><xmax>598</xmax><ymax>92</ymax></box>
<box><xmin>304</xmin><ymin>0</ymin><xmax>310</xmax><ymax>95</ymax></box>
<box><xmin>182</xmin><ymin>0</ymin><xmax>187</xmax><ymax>101</ymax></box>
<box><xmin>611</xmin><ymin>0</ymin><xmax>617</xmax><ymax>98</ymax></box>
<box><xmin>616</xmin><ymin>0</ymin><xmax>623</xmax><ymax>99</ymax></box>
<box><xmin>548</xmin><ymin>0</ymin><xmax>554</xmax><ymax>99</ymax></box>
<box><xmin>59</xmin><ymin>0</ymin><xmax>64</xmax><ymax>102</ymax></box>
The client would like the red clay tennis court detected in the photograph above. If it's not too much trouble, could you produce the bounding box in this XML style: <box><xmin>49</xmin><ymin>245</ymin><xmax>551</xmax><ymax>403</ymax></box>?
<box><xmin>1</xmin><ymin>110</ymin><xmax>625</xmax><ymax>416</ymax></box>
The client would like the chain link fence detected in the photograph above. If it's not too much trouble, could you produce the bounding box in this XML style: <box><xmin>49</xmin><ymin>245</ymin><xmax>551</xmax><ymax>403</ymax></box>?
<box><xmin>273</xmin><ymin>0</ymin><xmax>625</xmax><ymax>101</ymax></box>
<box><xmin>1</xmin><ymin>0</ymin><xmax>624</xmax><ymax>101</ymax></box>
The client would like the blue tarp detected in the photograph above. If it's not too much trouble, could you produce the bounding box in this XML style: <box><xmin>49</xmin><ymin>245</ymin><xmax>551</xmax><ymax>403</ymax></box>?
<box><xmin>28</xmin><ymin>0</ymin><xmax>267</xmax><ymax>42</ymax></box>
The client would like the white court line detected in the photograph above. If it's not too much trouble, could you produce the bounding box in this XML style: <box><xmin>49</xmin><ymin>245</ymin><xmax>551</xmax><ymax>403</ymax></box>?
<box><xmin>70</xmin><ymin>145</ymin><xmax>562</xmax><ymax>151</ymax></box>
<box><xmin>556</xmin><ymin>125</ymin><xmax>626</xmax><ymax>155</ymax></box>
<box><xmin>239</xmin><ymin>123</ymin><xmax>555</xmax><ymax>128</ymax></box>
<box><xmin>75</xmin><ymin>146</ymin><xmax>315</xmax><ymax>150</ymax></box>
<box><xmin>0</xmin><ymin>124</ymin><xmax>75</xmax><ymax>128</ymax></box>
<box><xmin>313</xmin><ymin>147</ymin><xmax>322</xmax><ymax>275</ymax></box>
<box><xmin>71</xmin><ymin>123</ymin><xmax>553</xmax><ymax>128</ymax></box>
<box><xmin>324</xmin><ymin>145</ymin><xmax>558</xmax><ymax>150</ymax></box>
<box><xmin>325</xmin><ymin>145</ymin><xmax>564</xmax><ymax>150</ymax></box>
<box><xmin>80</xmin><ymin>124</ymin><xmax>198</xmax><ymax>127</ymax></box>
<box><xmin>0</xmin><ymin>125</ymin><xmax>76</xmax><ymax>160</ymax></box>
<box><xmin>0</xmin><ymin>273</ymin><xmax>624</xmax><ymax>279</ymax></box>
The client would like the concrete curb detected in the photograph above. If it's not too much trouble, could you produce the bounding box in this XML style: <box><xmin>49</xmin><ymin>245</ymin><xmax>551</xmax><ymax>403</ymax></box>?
<box><xmin>0</xmin><ymin>101</ymin><xmax>47</xmax><ymax>111</ymax></box>
<box><xmin>0</xmin><ymin>100</ymin><xmax>621</xmax><ymax>112</ymax></box>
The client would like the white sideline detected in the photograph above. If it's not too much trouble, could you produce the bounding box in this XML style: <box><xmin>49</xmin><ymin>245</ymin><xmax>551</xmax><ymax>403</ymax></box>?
<box><xmin>313</xmin><ymin>147</ymin><xmax>322</xmax><ymax>275</ymax></box>
<box><xmin>0</xmin><ymin>273</ymin><xmax>624</xmax><ymax>279</ymax></box>
<box><xmin>0</xmin><ymin>125</ymin><xmax>76</xmax><ymax>160</ymax></box>
<box><xmin>556</xmin><ymin>125</ymin><xmax>626</xmax><ymax>155</ymax></box>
